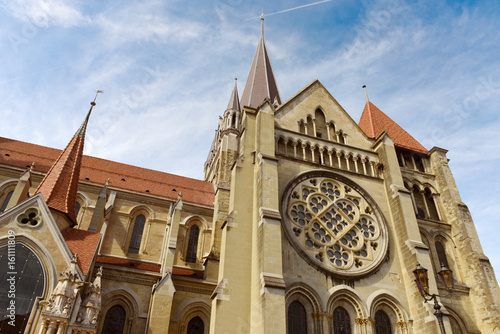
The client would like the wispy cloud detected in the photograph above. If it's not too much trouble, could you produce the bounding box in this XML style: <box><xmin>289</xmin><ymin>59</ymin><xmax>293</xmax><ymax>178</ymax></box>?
<box><xmin>1</xmin><ymin>0</ymin><xmax>88</xmax><ymax>27</ymax></box>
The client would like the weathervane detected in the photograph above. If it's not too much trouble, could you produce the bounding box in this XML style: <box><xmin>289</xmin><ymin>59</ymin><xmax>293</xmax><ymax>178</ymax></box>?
<box><xmin>93</xmin><ymin>90</ymin><xmax>104</xmax><ymax>104</ymax></box>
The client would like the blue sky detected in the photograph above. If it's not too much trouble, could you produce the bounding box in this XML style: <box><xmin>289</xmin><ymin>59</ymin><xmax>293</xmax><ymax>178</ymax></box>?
<box><xmin>1</xmin><ymin>0</ymin><xmax>499</xmax><ymax>279</ymax></box>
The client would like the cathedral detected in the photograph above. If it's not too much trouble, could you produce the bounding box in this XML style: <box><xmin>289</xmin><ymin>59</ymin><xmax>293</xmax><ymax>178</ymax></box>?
<box><xmin>0</xmin><ymin>19</ymin><xmax>499</xmax><ymax>334</ymax></box>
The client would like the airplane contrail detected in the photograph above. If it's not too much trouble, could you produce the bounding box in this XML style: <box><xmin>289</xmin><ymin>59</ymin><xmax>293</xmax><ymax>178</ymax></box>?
<box><xmin>246</xmin><ymin>0</ymin><xmax>332</xmax><ymax>20</ymax></box>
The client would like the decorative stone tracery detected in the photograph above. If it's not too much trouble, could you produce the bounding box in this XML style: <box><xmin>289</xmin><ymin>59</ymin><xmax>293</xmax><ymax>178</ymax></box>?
<box><xmin>282</xmin><ymin>172</ymin><xmax>388</xmax><ymax>278</ymax></box>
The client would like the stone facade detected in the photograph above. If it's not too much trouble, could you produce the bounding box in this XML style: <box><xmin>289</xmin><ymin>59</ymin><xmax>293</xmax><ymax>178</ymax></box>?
<box><xmin>0</xmin><ymin>21</ymin><xmax>499</xmax><ymax>334</ymax></box>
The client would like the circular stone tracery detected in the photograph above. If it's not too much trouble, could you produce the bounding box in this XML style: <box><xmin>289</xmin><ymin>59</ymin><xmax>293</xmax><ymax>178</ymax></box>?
<box><xmin>283</xmin><ymin>173</ymin><xmax>388</xmax><ymax>277</ymax></box>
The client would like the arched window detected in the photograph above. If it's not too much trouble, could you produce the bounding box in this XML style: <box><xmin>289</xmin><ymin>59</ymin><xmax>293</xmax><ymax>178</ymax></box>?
<box><xmin>425</xmin><ymin>188</ymin><xmax>439</xmax><ymax>220</ymax></box>
<box><xmin>375</xmin><ymin>310</ymin><xmax>392</xmax><ymax>334</ymax></box>
<box><xmin>315</xmin><ymin>109</ymin><xmax>327</xmax><ymax>138</ymax></box>
<box><xmin>102</xmin><ymin>305</ymin><xmax>126</xmax><ymax>334</ymax></box>
<box><xmin>186</xmin><ymin>225</ymin><xmax>200</xmax><ymax>263</ymax></box>
<box><xmin>187</xmin><ymin>316</ymin><xmax>204</xmax><ymax>334</ymax></box>
<box><xmin>299</xmin><ymin>121</ymin><xmax>306</xmax><ymax>134</ymax></box>
<box><xmin>333</xmin><ymin>307</ymin><xmax>351</xmax><ymax>334</ymax></box>
<box><xmin>435</xmin><ymin>241</ymin><xmax>449</xmax><ymax>268</ymax></box>
<box><xmin>0</xmin><ymin>243</ymin><xmax>45</xmax><ymax>334</ymax></box>
<box><xmin>306</xmin><ymin>116</ymin><xmax>314</xmax><ymax>136</ymax></box>
<box><xmin>75</xmin><ymin>201</ymin><xmax>81</xmax><ymax>218</ymax></box>
<box><xmin>0</xmin><ymin>190</ymin><xmax>13</xmax><ymax>213</ymax></box>
<box><xmin>128</xmin><ymin>214</ymin><xmax>146</xmax><ymax>254</ymax></box>
<box><xmin>287</xmin><ymin>301</ymin><xmax>307</xmax><ymax>334</ymax></box>
<box><xmin>412</xmin><ymin>186</ymin><xmax>426</xmax><ymax>219</ymax></box>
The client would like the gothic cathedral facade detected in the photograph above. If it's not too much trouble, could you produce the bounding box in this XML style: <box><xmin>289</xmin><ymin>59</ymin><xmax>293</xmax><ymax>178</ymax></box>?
<box><xmin>0</xmin><ymin>19</ymin><xmax>499</xmax><ymax>334</ymax></box>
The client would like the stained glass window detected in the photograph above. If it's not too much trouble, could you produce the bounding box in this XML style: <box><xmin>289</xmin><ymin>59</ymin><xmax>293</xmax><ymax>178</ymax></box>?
<box><xmin>375</xmin><ymin>310</ymin><xmax>392</xmax><ymax>334</ymax></box>
<box><xmin>186</xmin><ymin>225</ymin><xmax>200</xmax><ymax>263</ymax></box>
<box><xmin>0</xmin><ymin>243</ymin><xmax>45</xmax><ymax>334</ymax></box>
<box><xmin>333</xmin><ymin>307</ymin><xmax>351</xmax><ymax>334</ymax></box>
<box><xmin>102</xmin><ymin>305</ymin><xmax>126</xmax><ymax>334</ymax></box>
<box><xmin>288</xmin><ymin>301</ymin><xmax>307</xmax><ymax>334</ymax></box>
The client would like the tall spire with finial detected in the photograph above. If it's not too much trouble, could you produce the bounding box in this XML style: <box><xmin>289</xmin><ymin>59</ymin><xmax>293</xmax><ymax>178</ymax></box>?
<box><xmin>240</xmin><ymin>15</ymin><xmax>281</xmax><ymax>109</ymax></box>
<box><xmin>35</xmin><ymin>91</ymin><xmax>102</xmax><ymax>226</ymax></box>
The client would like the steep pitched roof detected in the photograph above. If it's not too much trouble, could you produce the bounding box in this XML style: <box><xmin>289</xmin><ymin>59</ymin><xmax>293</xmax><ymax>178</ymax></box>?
<box><xmin>227</xmin><ymin>79</ymin><xmax>241</xmax><ymax>112</ymax></box>
<box><xmin>359</xmin><ymin>101</ymin><xmax>428</xmax><ymax>154</ymax></box>
<box><xmin>62</xmin><ymin>228</ymin><xmax>101</xmax><ymax>275</ymax></box>
<box><xmin>34</xmin><ymin>104</ymin><xmax>94</xmax><ymax>225</ymax></box>
<box><xmin>0</xmin><ymin>137</ymin><xmax>214</xmax><ymax>208</ymax></box>
<box><xmin>240</xmin><ymin>19</ymin><xmax>281</xmax><ymax>109</ymax></box>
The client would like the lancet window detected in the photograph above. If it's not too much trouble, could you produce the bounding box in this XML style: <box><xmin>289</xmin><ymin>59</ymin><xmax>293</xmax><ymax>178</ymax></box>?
<box><xmin>287</xmin><ymin>301</ymin><xmax>307</xmax><ymax>334</ymax></box>
<box><xmin>128</xmin><ymin>214</ymin><xmax>146</xmax><ymax>254</ymax></box>
<box><xmin>102</xmin><ymin>305</ymin><xmax>126</xmax><ymax>334</ymax></box>
<box><xmin>375</xmin><ymin>310</ymin><xmax>392</xmax><ymax>334</ymax></box>
<box><xmin>186</xmin><ymin>225</ymin><xmax>200</xmax><ymax>263</ymax></box>
<box><xmin>333</xmin><ymin>306</ymin><xmax>351</xmax><ymax>334</ymax></box>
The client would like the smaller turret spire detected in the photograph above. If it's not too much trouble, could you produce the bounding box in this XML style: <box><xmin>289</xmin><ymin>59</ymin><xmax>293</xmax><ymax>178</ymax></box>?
<box><xmin>226</xmin><ymin>78</ymin><xmax>241</xmax><ymax>112</ymax></box>
<box><xmin>35</xmin><ymin>93</ymin><xmax>101</xmax><ymax>226</ymax></box>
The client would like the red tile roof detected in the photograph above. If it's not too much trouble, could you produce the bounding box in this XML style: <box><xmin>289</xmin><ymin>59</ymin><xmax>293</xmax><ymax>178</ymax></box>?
<box><xmin>62</xmin><ymin>228</ymin><xmax>101</xmax><ymax>275</ymax></box>
<box><xmin>34</xmin><ymin>134</ymin><xmax>84</xmax><ymax>225</ymax></box>
<box><xmin>359</xmin><ymin>102</ymin><xmax>428</xmax><ymax>154</ymax></box>
<box><xmin>96</xmin><ymin>255</ymin><xmax>161</xmax><ymax>272</ymax></box>
<box><xmin>0</xmin><ymin>137</ymin><xmax>215</xmax><ymax>207</ymax></box>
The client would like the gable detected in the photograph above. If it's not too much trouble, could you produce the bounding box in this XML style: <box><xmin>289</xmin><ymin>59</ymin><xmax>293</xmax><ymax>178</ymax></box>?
<box><xmin>275</xmin><ymin>80</ymin><xmax>374</xmax><ymax>151</ymax></box>
<box><xmin>0</xmin><ymin>194</ymin><xmax>98</xmax><ymax>279</ymax></box>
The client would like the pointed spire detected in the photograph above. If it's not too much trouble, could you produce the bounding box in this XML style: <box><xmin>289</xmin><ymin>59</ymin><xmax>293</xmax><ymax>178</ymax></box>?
<box><xmin>226</xmin><ymin>78</ymin><xmax>241</xmax><ymax>112</ymax></box>
<box><xmin>240</xmin><ymin>17</ymin><xmax>281</xmax><ymax>109</ymax></box>
<box><xmin>35</xmin><ymin>97</ymin><xmax>99</xmax><ymax>226</ymax></box>
<box><xmin>359</xmin><ymin>100</ymin><xmax>428</xmax><ymax>154</ymax></box>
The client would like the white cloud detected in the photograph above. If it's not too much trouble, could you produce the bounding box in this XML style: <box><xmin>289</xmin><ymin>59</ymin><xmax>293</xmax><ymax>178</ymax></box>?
<box><xmin>2</xmin><ymin>0</ymin><xmax>88</xmax><ymax>27</ymax></box>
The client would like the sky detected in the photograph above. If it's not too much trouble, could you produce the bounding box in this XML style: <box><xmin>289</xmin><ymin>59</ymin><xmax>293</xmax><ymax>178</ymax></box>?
<box><xmin>0</xmin><ymin>0</ymin><xmax>499</xmax><ymax>279</ymax></box>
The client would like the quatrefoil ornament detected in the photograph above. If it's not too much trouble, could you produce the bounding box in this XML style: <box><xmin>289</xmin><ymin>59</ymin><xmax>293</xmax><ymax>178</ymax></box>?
<box><xmin>282</xmin><ymin>172</ymin><xmax>388</xmax><ymax>278</ymax></box>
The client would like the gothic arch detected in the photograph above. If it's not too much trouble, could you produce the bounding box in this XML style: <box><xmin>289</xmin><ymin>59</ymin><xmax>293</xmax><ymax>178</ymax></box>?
<box><xmin>444</xmin><ymin>306</ymin><xmax>468</xmax><ymax>334</ymax></box>
<box><xmin>75</xmin><ymin>191</ymin><xmax>91</xmax><ymax>225</ymax></box>
<box><xmin>430</xmin><ymin>230</ymin><xmax>461</xmax><ymax>282</ymax></box>
<box><xmin>327</xmin><ymin>285</ymin><xmax>368</xmax><ymax>332</ymax></box>
<box><xmin>0</xmin><ymin>234</ymin><xmax>56</xmax><ymax>333</ymax></box>
<box><xmin>176</xmin><ymin>299</ymin><xmax>211</xmax><ymax>334</ymax></box>
<box><xmin>0</xmin><ymin>179</ymin><xmax>17</xmax><ymax>212</ymax></box>
<box><xmin>99</xmin><ymin>289</ymin><xmax>140</xmax><ymax>334</ymax></box>
<box><xmin>178</xmin><ymin>216</ymin><xmax>208</xmax><ymax>267</ymax></box>
<box><xmin>0</xmin><ymin>233</ymin><xmax>57</xmax><ymax>292</ymax></box>
<box><xmin>367</xmin><ymin>291</ymin><xmax>409</xmax><ymax>332</ymax></box>
<box><xmin>286</xmin><ymin>282</ymin><xmax>322</xmax><ymax>334</ymax></box>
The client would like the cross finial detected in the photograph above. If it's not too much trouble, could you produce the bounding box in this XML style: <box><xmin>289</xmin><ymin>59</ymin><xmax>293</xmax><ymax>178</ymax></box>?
<box><xmin>106</xmin><ymin>178</ymin><xmax>111</xmax><ymax>186</ymax></box>
<box><xmin>92</xmin><ymin>90</ymin><xmax>104</xmax><ymax>105</ymax></box>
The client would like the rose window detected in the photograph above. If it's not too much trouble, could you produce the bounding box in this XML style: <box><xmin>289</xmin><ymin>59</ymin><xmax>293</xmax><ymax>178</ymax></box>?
<box><xmin>283</xmin><ymin>174</ymin><xmax>388</xmax><ymax>277</ymax></box>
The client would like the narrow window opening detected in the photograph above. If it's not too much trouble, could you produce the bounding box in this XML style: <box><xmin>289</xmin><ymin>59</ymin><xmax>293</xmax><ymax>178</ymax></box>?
<box><xmin>435</xmin><ymin>241</ymin><xmax>449</xmax><ymax>268</ymax></box>
<box><xmin>128</xmin><ymin>214</ymin><xmax>146</xmax><ymax>254</ymax></box>
<box><xmin>333</xmin><ymin>307</ymin><xmax>351</xmax><ymax>334</ymax></box>
<box><xmin>287</xmin><ymin>301</ymin><xmax>307</xmax><ymax>334</ymax></box>
<box><xmin>186</xmin><ymin>225</ymin><xmax>200</xmax><ymax>263</ymax></box>
<box><xmin>102</xmin><ymin>305</ymin><xmax>126</xmax><ymax>334</ymax></box>
<box><xmin>375</xmin><ymin>310</ymin><xmax>392</xmax><ymax>334</ymax></box>
<box><xmin>0</xmin><ymin>191</ymin><xmax>13</xmax><ymax>213</ymax></box>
